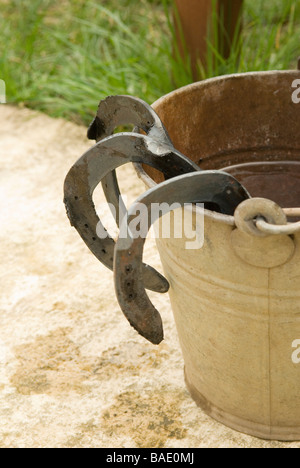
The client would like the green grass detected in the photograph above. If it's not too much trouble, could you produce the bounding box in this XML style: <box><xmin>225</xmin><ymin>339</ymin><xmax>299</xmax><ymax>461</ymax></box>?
<box><xmin>0</xmin><ymin>0</ymin><xmax>299</xmax><ymax>125</ymax></box>
<box><xmin>198</xmin><ymin>0</ymin><xmax>300</xmax><ymax>80</ymax></box>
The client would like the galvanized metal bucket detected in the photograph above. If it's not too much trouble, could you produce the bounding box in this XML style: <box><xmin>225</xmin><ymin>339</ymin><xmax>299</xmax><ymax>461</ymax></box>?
<box><xmin>133</xmin><ymin>70</ymin><xmax>300</xmax><ymax>440</ymax></box>
<box><xmin>64</xmin><ymin>69</ymin><xmax>300</xmax><ymax>440</ymax></box>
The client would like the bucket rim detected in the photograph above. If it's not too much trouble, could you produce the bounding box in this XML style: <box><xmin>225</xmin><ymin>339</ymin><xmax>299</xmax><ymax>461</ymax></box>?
<box><xmin>134</xmin><ymin>69</ymin><xmax>300</xmax><ymax>225</ymax></box>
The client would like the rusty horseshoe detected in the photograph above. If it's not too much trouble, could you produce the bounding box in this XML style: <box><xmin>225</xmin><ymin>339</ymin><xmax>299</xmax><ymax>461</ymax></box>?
<box><xmin>64</xmin><ymin>132</ymin><xmax>203</xmax><ymax>293</ymax></box>
<box><xmin>87</xmin><ymin>95</ymin><xmax>177</xmax><ymax>227</ymax></box>
<box><xmin>114</xmin><ymin>170</ymin><xmax>250</xmax><ymax>345</ymax></box>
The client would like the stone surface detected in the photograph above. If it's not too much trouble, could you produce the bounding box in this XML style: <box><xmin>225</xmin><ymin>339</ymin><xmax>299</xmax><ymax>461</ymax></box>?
<box><xmin>0</xmin><ymin>104</ymin><xmax>299</xmax><ymax>448</ymax></box>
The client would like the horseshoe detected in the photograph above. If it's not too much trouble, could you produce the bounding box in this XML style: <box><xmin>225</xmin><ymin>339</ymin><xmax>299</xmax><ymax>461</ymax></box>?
<box><xmin>87</xmin><ymin>95</ymin><xmax>173</xmax><ymax>146</ymax></box>
<box><xmin>64</xmin><ymin>132</ymin><xmax>203</xmax><ymax>293</ymax></box>
<box><xmin>87</xmin><ymin>95</ymin><xmax>187</xmax><ymax>227</ymax></box>
<box><xmin>114</xmin><ymin>171</ymin><xmax>250</xmax><ymax>344</ymax></box>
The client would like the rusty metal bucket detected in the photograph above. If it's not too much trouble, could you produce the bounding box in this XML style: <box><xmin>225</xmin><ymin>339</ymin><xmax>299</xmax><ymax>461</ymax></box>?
<box><xmin>64</xmin><ymin>69</ymin><xmax>300</xmax><ymax>440</ymax></box>
<box><xmin>133</xmin><ymin>70</ymin><xmax>300</xmax><ymax>440</ymax></box>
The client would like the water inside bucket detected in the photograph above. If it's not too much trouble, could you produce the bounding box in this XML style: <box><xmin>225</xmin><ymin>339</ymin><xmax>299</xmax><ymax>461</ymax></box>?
<box><xmin>222</xmin><ymin>161</ymin><xmax>300</xmax><ymax>210</ymax></box>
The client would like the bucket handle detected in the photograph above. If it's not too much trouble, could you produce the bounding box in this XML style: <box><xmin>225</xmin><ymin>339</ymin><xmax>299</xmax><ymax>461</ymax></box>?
<box><xmin>114</xmin><ymin>171</ymin><xmax>250</xmax><ymax>344</ymax></box>
<box><xmin>234</xmin><ymin>198</ymin><xmax>300</xmax><ymax>236</ymax></box>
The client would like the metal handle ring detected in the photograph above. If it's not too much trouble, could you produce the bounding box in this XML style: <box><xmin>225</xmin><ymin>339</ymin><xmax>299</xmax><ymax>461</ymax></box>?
<box><xmin>234</xmin><ymin>198</ymin><xmax>300</xmax><ymax>236</ymax></box>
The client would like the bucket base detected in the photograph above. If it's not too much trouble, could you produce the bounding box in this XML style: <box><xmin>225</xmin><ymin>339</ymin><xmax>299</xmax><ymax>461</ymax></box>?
<box><xmin>184</xmin><ymin>368</ymin><xmax>300</xmax><ymax>442</ymax></box>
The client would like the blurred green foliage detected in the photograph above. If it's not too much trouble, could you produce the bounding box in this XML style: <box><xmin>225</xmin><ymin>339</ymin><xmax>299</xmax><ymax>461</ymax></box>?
<box><xmin>0</xmin><ymin>0</ymin><xmax>299</xmax><ymax>124</ymax></box>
